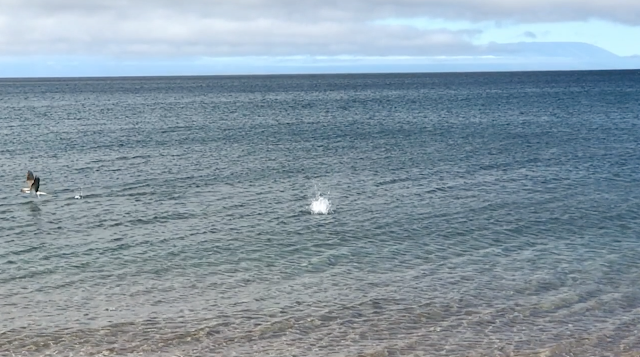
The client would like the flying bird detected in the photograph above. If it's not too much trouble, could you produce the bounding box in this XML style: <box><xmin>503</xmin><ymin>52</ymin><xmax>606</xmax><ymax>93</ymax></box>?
<box><xmin>21</xmin><ymin>170</ymin><xmax>47</xmax><ymax>198</ymax></box>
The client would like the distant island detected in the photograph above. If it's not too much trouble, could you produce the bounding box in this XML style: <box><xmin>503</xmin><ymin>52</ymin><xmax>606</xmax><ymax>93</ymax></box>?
<box><xmin>268</xmin><ymin>42</ymin><xmax>640</xmax><ymax>74</ymax></box>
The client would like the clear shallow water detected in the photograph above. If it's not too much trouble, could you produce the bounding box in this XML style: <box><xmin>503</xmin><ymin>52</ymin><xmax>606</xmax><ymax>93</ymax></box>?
<box><xmin>1</xmin><ymin>71</ymin><xmax>640</xmax><ymax>356</ymax></box>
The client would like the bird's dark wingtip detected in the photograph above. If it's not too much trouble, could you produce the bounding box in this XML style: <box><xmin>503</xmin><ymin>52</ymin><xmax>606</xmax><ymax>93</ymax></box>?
<box><xmin>31</xmin><ymin>176</ymin><xmax>40</xmax><ymax>193</ymax></box>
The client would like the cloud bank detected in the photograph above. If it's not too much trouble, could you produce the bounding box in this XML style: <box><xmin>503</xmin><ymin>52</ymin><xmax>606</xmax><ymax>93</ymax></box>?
<box><xmin>0</xmin><ymin>0</ymin><xmax>638</xmax><ymax>58</ymax></box>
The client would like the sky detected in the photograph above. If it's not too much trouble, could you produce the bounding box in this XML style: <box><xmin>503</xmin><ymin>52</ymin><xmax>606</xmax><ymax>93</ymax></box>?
<box><xmin>0</xmin><ymin>0</ymin><xmax>639</xmax><ymax>77</ymax></box>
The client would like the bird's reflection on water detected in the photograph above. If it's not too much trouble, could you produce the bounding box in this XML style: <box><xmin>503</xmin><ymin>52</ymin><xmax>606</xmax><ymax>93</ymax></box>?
<box><xmin>27</xmin><ymin>200</ymin><xmax>42</xmax><ymax>220</ymax></box>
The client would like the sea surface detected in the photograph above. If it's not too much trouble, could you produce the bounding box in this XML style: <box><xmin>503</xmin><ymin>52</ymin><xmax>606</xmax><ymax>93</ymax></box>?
<box><xmin>1</xmin><ymin>70</ymin><xmax>640</xmax><ymax>356</ymax></box>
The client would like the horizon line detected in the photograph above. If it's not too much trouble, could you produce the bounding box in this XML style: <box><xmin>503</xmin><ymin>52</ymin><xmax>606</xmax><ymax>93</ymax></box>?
<box><xmin>1</xmin><ymin>68</ymin><xmax>639</xmax><ymax>81</ymax></box>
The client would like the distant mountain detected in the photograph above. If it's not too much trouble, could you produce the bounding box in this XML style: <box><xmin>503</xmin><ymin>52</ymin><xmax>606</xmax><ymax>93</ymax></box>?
<box><xmin>470</xmin><ymin>42</ymin><xmax>640</xmax><ymax>71</ymax></box>
<box><xmin>481</xmin><ymin>42</ymin><xmax>621</xmax><ymax>61</ymax></box>
<box><xmin>319</xmin><ymin>42</ymin><xmax>640</xmax><ymax>73</ymax></box>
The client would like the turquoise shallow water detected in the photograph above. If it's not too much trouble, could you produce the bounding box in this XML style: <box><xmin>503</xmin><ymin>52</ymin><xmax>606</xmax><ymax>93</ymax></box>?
<box><xmin>1</xmin><ymin>71</ymin><xmax>640</xmax><ymax>356</ymax></box>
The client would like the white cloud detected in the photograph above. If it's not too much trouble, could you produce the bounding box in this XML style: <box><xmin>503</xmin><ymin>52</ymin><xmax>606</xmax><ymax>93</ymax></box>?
<box><xmin>8</xmin><ymin>0</ymin><xmax>639</xmax><ymax>23</ymax></box>
<box><xmin>0</xmin><ymin>0</ymin><xmax>638</xmax><ymax>57</ymax></box>
<box><xmin>0</xmin><ymin>12</ymin><xmax>478</xmax><ymax>56</ymax></box>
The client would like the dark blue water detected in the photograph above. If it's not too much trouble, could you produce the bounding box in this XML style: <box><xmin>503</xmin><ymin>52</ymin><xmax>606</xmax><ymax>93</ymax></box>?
<box><xmin>1</xmin><ymin>71</ymin><xmax>640</xmax><ymax>356</ymax></box>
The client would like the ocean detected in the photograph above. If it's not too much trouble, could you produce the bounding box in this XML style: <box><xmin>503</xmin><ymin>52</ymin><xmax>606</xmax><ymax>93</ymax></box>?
<box><xmin>1</xmin><ymin>70</ymin><xmax>639</xmax><ymax>356</ymax></box>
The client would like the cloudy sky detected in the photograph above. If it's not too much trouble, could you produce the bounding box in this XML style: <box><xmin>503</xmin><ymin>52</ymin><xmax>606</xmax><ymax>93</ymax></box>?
<box><xmin>0</xmin><ymin>0</ymin><xmax>639</xmax><ymax>76</ymax></box>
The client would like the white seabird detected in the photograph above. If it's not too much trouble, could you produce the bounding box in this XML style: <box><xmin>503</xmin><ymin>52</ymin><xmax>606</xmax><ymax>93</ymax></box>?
<box><xmin>21</xmin><ymin>170</ymin><xmax>47</xmax><ymax>198</ymax></box>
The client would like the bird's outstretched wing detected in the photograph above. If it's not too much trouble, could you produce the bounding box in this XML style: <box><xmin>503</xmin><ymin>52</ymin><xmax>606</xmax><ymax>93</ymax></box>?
<box><xmin>21</xmin><ymin>171</ymin><xmax>35</xmax><ymax>193</ymax></box>
<box><xmin>26</xmin><ymin>171</ymin><xmax>35</xmax><ymax>187</ymax></box>
<box><xmin>31</xmin><ymin>176</ymin><xmax>40</xmax><ymax>193</ymax></box>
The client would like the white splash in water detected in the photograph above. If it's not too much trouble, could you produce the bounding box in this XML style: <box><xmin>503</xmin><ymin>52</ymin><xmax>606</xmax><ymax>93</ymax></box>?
<box><xmin>310</xmin><ymin>193</ymin><xmax>332</xmax><ymax>215</ymax></box>
<box><xmin>74</xmin><ymin>187</ymin><xmax>83</xmax><ymax>199</ymax></box>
